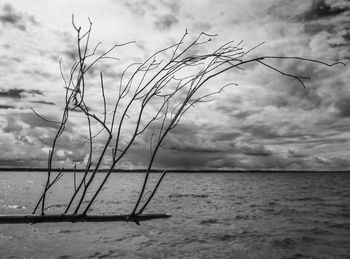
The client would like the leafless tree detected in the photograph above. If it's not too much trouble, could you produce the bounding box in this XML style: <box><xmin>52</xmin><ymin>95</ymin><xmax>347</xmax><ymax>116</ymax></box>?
<box><xmin>0</xmin><ymin>17</ymin><xmax>344</xmax><ymax>224</ymax></box>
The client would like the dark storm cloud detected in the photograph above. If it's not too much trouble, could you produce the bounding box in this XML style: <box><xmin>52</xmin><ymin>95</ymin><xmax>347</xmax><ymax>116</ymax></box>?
<box><xmin>298</xmin><ymin>0</ymin><xmax>349</xmax><ymax>21</ymax></box>
<box><xmin>153</xmin><ymin>149</ymin><xmax>221</xmax><ymax>169</ymax></box>
<box><xmin>0</xmin><ymin>89</ymin><xmax>24</xmax><ymax>98</ymax></box>
<box><xmin>0</xmin><ymin>104</ymin><xmax>15</xmax><ymax>109</ymax></box>
<box><xmin>295</xmin><ymin>0</ymin><xmax>350</xmax><ymax>47</ymax></box>
<box><xmin>0</xmin><ymin>89</ymin><xmax>43</xmax><ymax>99</ymax></box>
<box><xmin>236</xmin><ymin>142</ymin><xmax>273</xmax><ymax>156</ymax></box>
<box><xmin>0</xmin><ymin>3</ymin><xmax>38</xmax><ymax>31</ymax></box>
<box><xmin>162</xmin><ymin>125</ymin><xmax>273</xmax><ymax>157</ymax></box>
<box><xmin>154</xmin><ymin>14</ymin><xmax>178</xmax><ymax>31</ymax></box>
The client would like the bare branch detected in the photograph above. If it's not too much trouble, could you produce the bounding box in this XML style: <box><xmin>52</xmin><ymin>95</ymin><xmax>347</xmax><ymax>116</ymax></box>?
<box><xmin>30</xmin><ymin>108</ymin><xmax>61</xmax><ymax>124</ymax></box>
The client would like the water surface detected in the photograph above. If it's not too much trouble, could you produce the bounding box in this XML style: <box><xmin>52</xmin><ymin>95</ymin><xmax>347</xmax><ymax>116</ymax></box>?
<box><xmin>0</xmin><ymin>172</ymin><xmax>349</xmax><ymax>258</ymax></box>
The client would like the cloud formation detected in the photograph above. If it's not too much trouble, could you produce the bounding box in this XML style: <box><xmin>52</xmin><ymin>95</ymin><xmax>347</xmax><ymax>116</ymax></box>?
<box><xmin>0</xmin><ymin>0</ymin><xmax>349</xmax><ymax>170</ymax></box>
<box><xmin>154</xmin><ymin>14</ymin><xmax>178</xmax><ymax>31</ymax></box>
<box><xmin>0</xmin><ymin>3</ymin><xmax>37</xmax><ymax>31</ymax></box>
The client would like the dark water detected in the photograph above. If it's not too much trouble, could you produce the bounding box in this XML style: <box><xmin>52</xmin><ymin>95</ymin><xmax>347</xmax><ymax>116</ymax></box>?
<box><xmin>0</xmin><ymin>172</ymin><xmax>349</xmax><ymax>258</ymax></box>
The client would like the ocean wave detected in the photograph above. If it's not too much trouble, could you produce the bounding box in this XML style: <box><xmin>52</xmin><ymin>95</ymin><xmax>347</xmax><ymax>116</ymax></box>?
<box><xmin>88</xmin><ymin>250</ymin><xmax>116</xmax><ymax>259</ymax></box>
<box><xmin>1</xmin><ymin>204</ymin><xmax>26</xmax><ymax>210</ymax></box>
<box><xmin>168</xmin><ymin>193</ymin><xmax>209</xmax><ymax>198</ymax></box>
<box><xmin>271</xmin><ymin>237</ymin><xmax>297</xmax><ymax>249</ymax></box>
<box><xmin>283</xmin><ymin>253</ymin><xmax>316</xmax><ymax>259</ymax></box>
<box><xmin>213</xmin><ymin>233</ymin><xmax>238</xmax><ymax>241</ymax></box>
<box><xmin>199</xmin><ymin>218</ymin><xmax>219</xmax><ymax>225</ymax></box>
<box><xmin>329</xmin><ymin>222</ymin><xmax>350</xmax><ymax>230</ymax></box>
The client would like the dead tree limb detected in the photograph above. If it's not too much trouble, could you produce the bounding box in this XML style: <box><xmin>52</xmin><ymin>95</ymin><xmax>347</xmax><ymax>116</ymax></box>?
<box><xmin>0</xmin><ymin>214</ymin><xmax>171</xmax><ymax>224</ymax></box>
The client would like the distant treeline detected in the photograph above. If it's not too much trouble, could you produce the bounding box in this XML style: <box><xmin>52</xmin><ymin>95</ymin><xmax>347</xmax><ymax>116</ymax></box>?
<box><xmin>0</xmin><ymin>167</ymin><xmax>349</xmax><ymax>173</ymax></box>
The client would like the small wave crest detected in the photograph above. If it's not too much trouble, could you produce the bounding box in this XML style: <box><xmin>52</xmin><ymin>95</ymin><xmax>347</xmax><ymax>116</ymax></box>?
<box><xmin>169</xmin><ymin>193</ymin><xmax>209</xmax><ymax>198</ymax></box>
<box><xmin>1</xmin><ymin>204</ymin><xmax>26</xmax><ymax>210</ymax></box>
<box><xmin>199</xmin><ymin>218</ymin><xmax>219</xmax><ymax>225</ymax></box>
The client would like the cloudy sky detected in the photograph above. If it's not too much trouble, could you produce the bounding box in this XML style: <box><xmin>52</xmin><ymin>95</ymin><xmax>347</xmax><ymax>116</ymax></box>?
<box><xmin>0</xmin><ymin>0</ymin><xmax>349</xmax><ymax>170</ymax></box>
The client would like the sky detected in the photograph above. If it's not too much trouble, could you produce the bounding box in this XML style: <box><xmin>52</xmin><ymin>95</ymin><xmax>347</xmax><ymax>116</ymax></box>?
<box><xmin>0</xmin><ymin>0</ymin><xmax>349</xmax><ymax>170</ymax></box>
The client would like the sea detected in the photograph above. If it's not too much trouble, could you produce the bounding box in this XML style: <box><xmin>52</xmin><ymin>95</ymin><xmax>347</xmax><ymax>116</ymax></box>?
<box><xmin>0</xmin><ymin>171</ymin><xmax>349</xmax><ymax>259</ymax></box>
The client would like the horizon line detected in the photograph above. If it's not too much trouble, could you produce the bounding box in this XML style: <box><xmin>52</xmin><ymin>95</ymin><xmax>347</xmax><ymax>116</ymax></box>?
<box><xmin>0</xmin><ymin>167</ymin><xmax>349</xmax><ymax>173</ymax></box>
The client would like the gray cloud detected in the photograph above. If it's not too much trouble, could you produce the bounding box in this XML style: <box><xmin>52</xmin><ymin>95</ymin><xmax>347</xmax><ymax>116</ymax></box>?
<box><xmin>205</xmin><ymin>156</ymin><xmax>241</xmax><ymax>169</ymax></box>
<box><xmin>191</xmin><ymin>21</ymin><xmax>213</xmax><ymax>32</ymax></box>
<box><xmin>161</xmin><ymin>124</ymin><xmax>273</xmax><ymax>157</ymax></box>
<box><xmin>122</xmin><ymin>0</ymin><xmax>181</xmax><ymax>16</ymax></box>
<box><xmin>288</xmin><ymin>149</ymin><xmax>307</xmax><ymax>158</ymax></box>
<box><xmin>314</xmin><ymin>155</ymin><xmax>350</xmax><ymax>169</ymax></box>
<box><xmin>235</xmin><ymin>142</ymin><xmax>273</xmax><ymax>156</ymax></box>
<box><xmin>230</xmin><ymin>109</ymin><xmax>261</xmax><ymax>120</ymax></box>
<box><xmin>0</xmin><ymin>104</ymin><xmax>15</xmax><ymax>109</ymax></box>
<box><xmin>0</xmin><ymin>3</ymin><xmax>37</xmax><ymax>31</ymax></box>
<box><xmin>334</xmin><ymin>95</ymin><xmax>350</xmax><ymax>118</ymax></box>
<box><xmin>0</xmin><ymin>88</ymin><xmax>24</xmax><ymax>98</ymax></box>
<box><xmin>205</xmin><ymin>153</ymin><xmax>303</xmax><ymax>170</ymax></box>
<box><xmin>154</xmin><ymin>14</ymin><xmax>178</xmax><ymax>31</ymax></box>
<box><xmin>0</xmin><ymin>88</ymin><xmax>43</xmax><ymax>99</ymax></box>
<box><xmin>0</xmin><ymin>114</ymin><xmax>88</xmax><ymax>168</ymax></box>
<box><xmin>13</xmin><ymin>112</ymin><xmax>61</xmax><ymax>130</ymax></box>
<box><xmin>152</xmin><ymin>149</ymin><xmax>220</xmax><ymax>169</ymax></box>
<box><xmin>0</xmin><ymin>0</ymin><xmax>348</xmax><ymax>170</ymax></box>
<box><xmin>239</xmin><ymin>124</ymin><xmax>280</xmax><ymax>140</ymax></box>
<box><xmin>122</xmin><ymin>0</ymin><xmax>158</xmax><ymax>16</ymax></box>
<box><xmin>3</xmin><ymin>117</ymin><xmax>22</xmax><ymax>133</ymax></box>
<box><xmin>62</xmin><ymin>49</ymin><xmax>78</xmax><ymax>61</ymax></box>
<box><xmin>213</xmin><ymin>131</ymin><xmax>241</xmax><ymax>141</ymax></box>
<box><xmin>298</xmin><ymin>0</ymin><xmax>349</xmax><ymax>21</ymax></box>
<box><xmin>23</xmin><ymin>68</ymin><xmax>54</xmax><ymax>79</ymax></box>
<box><xmin>159</xmin><ymin>0</ymin><xmax>181</xmax><ymax>15</ymax></box>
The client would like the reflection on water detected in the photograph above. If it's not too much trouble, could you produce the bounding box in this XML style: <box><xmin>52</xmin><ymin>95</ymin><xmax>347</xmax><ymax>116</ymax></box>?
<box><xmin>0</xmin><ymin>172</ymin><xmax>349</xmax><ymax>259</ymax></box>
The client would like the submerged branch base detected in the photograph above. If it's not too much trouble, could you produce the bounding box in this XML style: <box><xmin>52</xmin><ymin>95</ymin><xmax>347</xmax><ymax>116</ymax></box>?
<box><xmin>0</xmin><ymin>213</ymin><xmax>171</xmax><ymax>224</ymax></box>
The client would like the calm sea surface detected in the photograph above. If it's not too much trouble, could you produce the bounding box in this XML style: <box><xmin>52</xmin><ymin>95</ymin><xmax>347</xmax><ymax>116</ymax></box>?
<box><xmin>0</xmin><ymin>172</ymin><xmax>349</xmax><ymax>259</ymax></box>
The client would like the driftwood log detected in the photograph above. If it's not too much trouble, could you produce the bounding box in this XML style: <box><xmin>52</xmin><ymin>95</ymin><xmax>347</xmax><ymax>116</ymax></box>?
<box><xmin>0</xmin><ymin>214</ymin><xmax>170</xmax><ymax>224</ymax></box>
